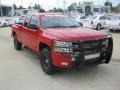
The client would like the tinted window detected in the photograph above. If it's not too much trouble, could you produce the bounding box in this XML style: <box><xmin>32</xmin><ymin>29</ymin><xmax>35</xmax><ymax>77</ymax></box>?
<box><xmin>104</xmin><ymin>16</ymin><xmax>110</xmax><ymax>20</ymax></box>
<box><xmin>87</xmin><ymin>16</ymin><xmax>97</xmax><ymax>19</ymax></box>
<box><xmin>19</xmin><ymin>16</ymin><xmax>26</xmax><ymax>20</ymax></box>
<box><xmin>80</xmin><ymin>16</ymin><xmax>86</xmax><ymax>19</ymax></box>
<box><xmin>30</xmin><ymin>16</ymin><xmax>38</xmax><ymax>25</ymax></box>
<box><xmin>40</xmin><ymin>16</ymin><xmax>80</xmax><ymax>29</ymax></box>
<box><xmin>99</xmin><ymin>16</ymin><xmax>105</xmax><ymax>20</ymax></box>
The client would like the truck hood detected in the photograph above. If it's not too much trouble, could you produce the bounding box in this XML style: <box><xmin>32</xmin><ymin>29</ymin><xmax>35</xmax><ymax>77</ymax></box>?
<box><xmin>45</xmin><ymin>27</ymin><xmax>106</xmax><ymax>41</ymax></box>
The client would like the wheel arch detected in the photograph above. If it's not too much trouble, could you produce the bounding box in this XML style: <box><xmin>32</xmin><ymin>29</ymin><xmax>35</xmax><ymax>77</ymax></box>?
<box><xmin>39</xmin><ymin>42</ymin><xmax>51</xmax><ymax>52</ymax></box>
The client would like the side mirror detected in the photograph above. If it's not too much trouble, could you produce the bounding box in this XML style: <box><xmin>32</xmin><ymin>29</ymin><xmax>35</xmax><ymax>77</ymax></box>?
<box><xmin>24</xmin><ymin>22</ymin><xmax>28</xmax><ymax>26</ymax></box>
<box><xmin>15</xmin><ymin>21</ymin><xmax>23</xmax><ymax>25</ymax></box>
<box><xmin>27</xmin><ymin>24</ymin><xmax>38</xmax><ymax>30</ymax></box>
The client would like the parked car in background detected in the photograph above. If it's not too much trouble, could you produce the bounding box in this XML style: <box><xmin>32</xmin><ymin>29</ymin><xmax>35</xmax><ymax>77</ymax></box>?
<box><xmin>75</xmin><ymin>15</ymin><xmax>88</xmax><ymax>26</ymax></box>
<box><xmin>105</xmin><ymin>15</ymin><xmax>120</xmax><ymax>31</ymax></box>
<box><xmin>15</xmin><ymin>15</ymin><xmax>26</xmax><ymax>24</ymax></box>
<box><xmin>0</xmin><ymin>18</ymin><xmax>15</xmax><ymax>27</ymax></box>
<box><xmin>82</xmin><ymin>15</ymin><xmax>110</xmax><ymax>30</ymax></box>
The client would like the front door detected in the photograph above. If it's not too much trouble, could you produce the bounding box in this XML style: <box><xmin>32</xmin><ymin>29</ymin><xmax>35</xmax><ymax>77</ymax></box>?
<box><xmin>21</xmin><ymin>15</ymin><xmax>31</xmax><ymax>46</ymax></box>
<box><xmin>25</xmin><ymin>15</ymin><xmax>39</xmax><ymax>51</ymax></box>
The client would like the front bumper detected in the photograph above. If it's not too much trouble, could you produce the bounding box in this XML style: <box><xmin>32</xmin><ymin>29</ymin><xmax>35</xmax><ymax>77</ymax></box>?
<box><xmin>52</xmin><ymin>37</ymin><xmax>113</xmax><ymax>68</ymax></box>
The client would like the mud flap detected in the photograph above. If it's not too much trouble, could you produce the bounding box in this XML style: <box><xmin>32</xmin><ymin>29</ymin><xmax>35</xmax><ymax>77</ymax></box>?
<box><xmin>105</xmin><ymin>37</ymin><xmax>113</xmax><ymax>64</ymax></box>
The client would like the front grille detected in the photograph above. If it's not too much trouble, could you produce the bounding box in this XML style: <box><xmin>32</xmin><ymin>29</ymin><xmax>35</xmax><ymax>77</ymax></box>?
<box><xmin>72</xmin><ymin>38</ymin><xmax>107</xmax><ymax>55</ymax></box>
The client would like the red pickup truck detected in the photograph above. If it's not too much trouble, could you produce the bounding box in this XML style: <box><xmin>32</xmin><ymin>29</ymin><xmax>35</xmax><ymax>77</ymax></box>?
<box><xmin>12</xmin><ymin>13</ymin><xmax>113</xmax><ymax>74</ymax></box>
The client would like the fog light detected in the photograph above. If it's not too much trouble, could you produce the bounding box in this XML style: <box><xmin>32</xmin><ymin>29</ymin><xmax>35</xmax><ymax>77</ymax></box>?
<box><xmin>61</xmin><ymin>62</ymin><xmax>68</xmax><ymax>66</ymax></box>
<box><xmin>72</xmin><ymin>58</ymin><xmax>75</xmax><ymax>61</ymax></box>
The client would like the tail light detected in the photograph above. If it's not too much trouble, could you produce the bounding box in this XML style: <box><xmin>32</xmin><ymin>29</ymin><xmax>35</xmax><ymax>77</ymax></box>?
<box><xmin>91</xmin><ymin>21</ymin><xmax>93</xmax><ymax>25</ymax></box>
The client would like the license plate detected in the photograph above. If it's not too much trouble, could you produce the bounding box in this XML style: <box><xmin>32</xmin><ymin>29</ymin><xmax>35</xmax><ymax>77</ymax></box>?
<box><xmin>85</xmin><ymin>53</ymin><xmax>100</xmax><ymax>60</ymax></box>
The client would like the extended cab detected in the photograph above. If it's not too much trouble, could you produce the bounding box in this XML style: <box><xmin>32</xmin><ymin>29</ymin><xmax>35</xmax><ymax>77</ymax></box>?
<box><xmin>11</xmin><ymin>13</ymin><xmax>113</xmax><ymax>74</ymax></box>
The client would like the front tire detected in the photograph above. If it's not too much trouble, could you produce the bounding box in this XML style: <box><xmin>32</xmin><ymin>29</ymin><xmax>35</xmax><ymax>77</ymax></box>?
<box><xmin>40</xmin><ymin>48</ymin><xmax>56</xmax><ymax>75</ymax></box>
<box><xmin>109</xmin><ymin>29</ymin><xmax>114</xmax><ymax>32</ymax></box>
<box><xmin>13</xmin><ymin>35</ymin><xmax>22</xmax><ymax>50</ymax></box>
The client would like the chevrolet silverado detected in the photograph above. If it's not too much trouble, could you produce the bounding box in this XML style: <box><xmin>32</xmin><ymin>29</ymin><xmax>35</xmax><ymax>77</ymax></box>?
<box><xmin>11</xmin><ymin>13</ymin><xmax>113</xmax><ymax>74</ymax></box>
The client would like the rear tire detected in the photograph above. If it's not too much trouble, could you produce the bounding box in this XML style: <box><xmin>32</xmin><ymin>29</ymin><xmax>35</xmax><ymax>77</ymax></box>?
<box><xmin>40</xmin><ymin>48</ymin><xmax>56</xmax><ymax>75</ymax></box>
<box><xmin>13</xmin><ymin>35</ymin><xmax>22</xmax><ymax>50</ymax></box>
<box><xmin>96</xmin><ymin>24</ymin><xmax>101</xmax><ymax>30</ymax></box>
<box><xmin>109</xmin><ymin>29</ymin><xmax>114</xmax><ymax>32</ymax></box>
<box><xmin>3</xmin><ymin>23</ymin><xmax>7</xmax><ymax>27</ymax></box>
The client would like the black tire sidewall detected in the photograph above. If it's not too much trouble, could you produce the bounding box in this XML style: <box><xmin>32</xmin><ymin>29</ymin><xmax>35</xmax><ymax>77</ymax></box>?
<box><xmin>13</xmin><ymin>35</ymin><xmax>22</xmax><ymax>50</ymax></box>
<box><xmin>40</xmin><ymin>48</ymin><xmax>56</xmax><ymax>75</ymax></box>
<box><xmin>96</xmin><ymin>24</ymin><xmax>101</xmax><ymax>30</ymax></box>
<box><xmin>109</xmin><ymin>29</ymin><xmax>114</xmax><ymax>32</ymax></box>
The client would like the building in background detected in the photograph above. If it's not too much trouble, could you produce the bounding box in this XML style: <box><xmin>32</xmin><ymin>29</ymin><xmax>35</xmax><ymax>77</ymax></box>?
<box><xmin>0</xmin><ymin>4</ymin><xmax>13</xmax><ymax>16</ymax></box>
<box><xmin>76</xmin><ymin>1</ymin><xmax>110</xmax><ymax>15</ymax></box>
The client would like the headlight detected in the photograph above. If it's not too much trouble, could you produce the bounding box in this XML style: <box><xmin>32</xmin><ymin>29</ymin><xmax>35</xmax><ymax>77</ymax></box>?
<box><xmin>52</xmin><ymin>40</ymin><xmax>73</xmax><ymax>53</ymax></box>
<box><xmin>53</xmin><ymin>40</ymin><xmax>72</xmax><ymax>47</ymax></box>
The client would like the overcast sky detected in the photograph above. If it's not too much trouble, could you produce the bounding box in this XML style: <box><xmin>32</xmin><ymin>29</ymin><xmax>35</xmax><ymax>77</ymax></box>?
<box><xmin>0</xmin><ymin>0</ymin><xmax>120</xmax><ymax>10</ymax></box>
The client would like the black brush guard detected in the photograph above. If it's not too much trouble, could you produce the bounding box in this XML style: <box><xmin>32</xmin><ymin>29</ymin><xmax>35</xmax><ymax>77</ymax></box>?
<box><xmin>71</xmin><ymin>37</ymin><xmax>113</xmax><ymax>65</ymax></box>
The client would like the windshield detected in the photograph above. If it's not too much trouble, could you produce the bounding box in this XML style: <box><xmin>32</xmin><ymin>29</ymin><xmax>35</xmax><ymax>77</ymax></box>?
<box><xmin>111</xmin><ymin>16</ymin><xmax>120</xmax><ymax>20</ymax></box>
<box><xmin>87</xmin><ymin>16</ymin><xmax>97</xmax><ymax>19</ymax></box>
<box><xmin>40</xmin><ymin>16</ymin><xmax>80</xmax><ymax>29</ymax></box>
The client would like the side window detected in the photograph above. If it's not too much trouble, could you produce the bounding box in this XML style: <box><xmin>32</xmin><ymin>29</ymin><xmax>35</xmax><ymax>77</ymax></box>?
<box><xmin>30</xmin><ymin>16</ymin><xmax>38</xmax><ymax>26</ymax></box>
<box><xmin>24</xmin><ymin>15</ymin><xmax>31</xmax><ymax>27</ymax></box>
<box><xmin>19</xmin><ymin>16</ymin><xmax>25</xmax><ymax>20</ymax></box>
<box><xmin>80</xmin><ymin>16</ymin><xmax>86</xmax><ymax>19</ymax></box>
<box><xmin>104</xmin><ymin>16</ymin><xmax>110</xmax><ymax>20</ymax></box>
<box><xmin>28</xmin><ymin>16</ymin><xmax>38</xmax><ymax>30</ymax></box>
<box><xmin>100</xmin><ymin>16</ymin><xmax>105</xmax><ymax>20</ymax></box>
<box><xmin>5</xmin><ymin>19</ymin><xmax>8</xmax><ymax>21</ymax></box>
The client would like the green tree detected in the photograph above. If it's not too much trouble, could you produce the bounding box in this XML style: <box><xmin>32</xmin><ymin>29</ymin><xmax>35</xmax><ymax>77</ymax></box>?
<box><xmin>19</xmin><ymin>5</ymin><xmax>24</xmax><ymax>9</ymax></box>
<box><xmin>104</xmin><ymin>1</ymin><xmax>113</xmax><ymax>10</ymax></box>
<box><xmin>13</xmin><ymin>4</ymin><xmax>17</xmax><ymax>10</ymax></box>
<box><xmin>48</xmin><ymin>8</ymin><xmax>63</xmax><ymax>12</ymax></box>
<box><xmin>33</xmin><ymin>4</ymin><xmax>38</xmax><ymax>9</ymax></box>
<box><xmin>67</xmin><ymin>2</ymin><xmax>77</xmax><ymax>11</ymax></box>
<box><xmin>33</xmin><ymin>4</ymin><xmax>45</xmax><ymax>12</ymax></box>
<box><xmin>28</xmin><ymin>6</ymin><xmax>32</xmax><ymax>9</ymax></box>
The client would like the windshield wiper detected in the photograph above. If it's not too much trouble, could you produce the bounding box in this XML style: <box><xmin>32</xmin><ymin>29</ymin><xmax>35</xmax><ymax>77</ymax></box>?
<box><xmin>66</xmin><ymin>25</ymin><xmax>80</xmax><ymax>28</ymax></box>
<box><xmin>45</xmin><ymin>26</ymin><xmax>67</xmax><ymax>28</ymax></box>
